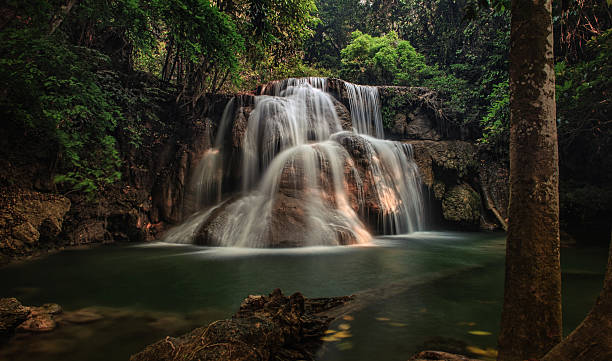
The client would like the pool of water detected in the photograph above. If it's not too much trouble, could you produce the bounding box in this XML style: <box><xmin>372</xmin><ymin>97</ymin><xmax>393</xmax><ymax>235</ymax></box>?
<box><xmin>0</xmin><ymin>231</ymin><xmax>606</xmax><ymax>361</ymax></box>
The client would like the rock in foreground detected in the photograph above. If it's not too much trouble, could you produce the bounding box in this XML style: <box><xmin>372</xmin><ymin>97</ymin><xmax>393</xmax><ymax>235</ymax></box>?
<box><xmin>130</xmin><ymin>289</ymin><xmax>353</xmax><ymax>361</ymax></box>
<box><xmin>0</xmin><ymin>298</ymin><xmax>29</xmax><ymax>339</ymax></box>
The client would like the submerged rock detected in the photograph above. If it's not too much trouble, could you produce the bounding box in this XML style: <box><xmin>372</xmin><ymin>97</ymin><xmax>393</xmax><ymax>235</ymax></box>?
<box><xmin>0</xmin><ymin>299</ymin><xmax>76</xmax><ymax>337</ymax></box>
<box><xmin>409</xmin><ymin>350</ymin><xmax>482</xmax><ymax>361</ymax></box>
<box><xmin>130</xmin><ymin>289</ymin><xmax>353</xmax><ymax>361</ymax></box>
<box><xmin>16</xmin><ymin>313</ymin><xmax>56</xmax><ymax>333</ymax></box>
<box><xmin>59</xmin><ymin>309</ymin><xmax>104</xmax><ymax>324</ymax></box>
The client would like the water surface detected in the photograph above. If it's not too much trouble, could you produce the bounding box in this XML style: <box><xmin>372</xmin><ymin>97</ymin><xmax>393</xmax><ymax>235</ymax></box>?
<box><xmin>0</xmin><ymin>232</ymin><xmax>606</xmax><ymax>361</ymax></box>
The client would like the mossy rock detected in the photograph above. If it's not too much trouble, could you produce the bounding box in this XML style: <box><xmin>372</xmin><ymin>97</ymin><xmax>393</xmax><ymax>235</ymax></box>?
<box><xmin>442</xmin><ymin>184</ymin><xmax>481</xmax><ymax>225</ymax></box>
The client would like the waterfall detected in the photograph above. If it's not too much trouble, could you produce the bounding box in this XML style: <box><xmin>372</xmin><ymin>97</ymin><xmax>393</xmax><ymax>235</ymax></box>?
<box><xmin>241</xmin><ymin>83</ymin><xmax>342</xmax><ymax>190</ymax></box>
<box><xmin>164</xmin><ymin>78</ymin><xmax>425</xmax><ymax>247</ymax></box>
<box><xmin>344</xmin><ymin>82</ymin><xmax>385</xmax><ymax>138</ymax></box>
<box><xmin>260</xmin><ymin>77</ymin><xmax>328</xmax><ymax>96</ymax></box>
<box><xmin>190</xmin><ymin>97</ymin><xmax>235</xmax><ymax>206</ymax></box>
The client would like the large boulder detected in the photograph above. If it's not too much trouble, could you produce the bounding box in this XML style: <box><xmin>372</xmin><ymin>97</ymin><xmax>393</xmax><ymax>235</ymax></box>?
<box><xmin>130</xmin><ymin>289</ymin><xmax>352</xmax><ymax>361</ymax></box>
<box><xmin>194</xmin><ymin>149</ymin><xmax>363</xmax><ymax>247</ymax></box>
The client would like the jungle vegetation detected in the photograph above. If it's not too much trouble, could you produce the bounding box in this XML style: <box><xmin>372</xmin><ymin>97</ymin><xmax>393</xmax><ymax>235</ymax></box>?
<box><xmin>0</xmin><ymin>0</ymin><xmax>610</xmax><ymax>243</ymax></box>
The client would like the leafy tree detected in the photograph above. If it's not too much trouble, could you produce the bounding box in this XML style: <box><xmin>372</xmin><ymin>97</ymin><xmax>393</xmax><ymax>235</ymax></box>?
<box><xmin>340</xmin><ymin>31</ymin><xmax>469</xmax><ymax>119</ymax></box>
<box><xmin>0</xmin><ymin>2</ymin><xmax>123</xmax><ymax>193</ymax></box>
<box><xmin>303</xmin><ymin>0</ymin><xmax>365</xmax><ymax>70</ymax></box>
<box><xmin>156</xmin><ymin>0</ymin><xmax>244</xmax><ymax>102</ymax></box>
<box><xmin>555</xmin><ymin>29</ymin><xmax>612</xmax><ymax>240</ymax></box>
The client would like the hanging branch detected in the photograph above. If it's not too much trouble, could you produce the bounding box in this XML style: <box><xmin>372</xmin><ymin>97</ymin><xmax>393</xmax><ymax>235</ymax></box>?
<box><xmin>49</xmin><ymin>0</ymin><xmax>79</xmax><ymax>35</ymax></box>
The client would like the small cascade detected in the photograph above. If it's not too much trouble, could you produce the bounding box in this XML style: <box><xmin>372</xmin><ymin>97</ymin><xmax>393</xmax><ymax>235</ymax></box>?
<box><xmin>241</xmin><ymin>83</ymin><xmax>342</xmax><ymax>190</ymax></box>
<box><xmin>344</xmin><ymin>82</ymin><xmax>384</xmax><ymax>138</ymax></box>
<box><xmin>190</xmin><ymin>98</ymin><xmax>236</xmax><ymax>206</ymax></box>
<box><xmin>164</xmin><ymin>77</ymin><xmax>425</xmax><ymax>247</ymax></box>
<box><xmin>260</xmin><ymin>77</ymin><xmax>328</xmax><ymax>96</ymax></box>
<box><xmin>332</xmin><ymin>132</ymin><xmax>424</xmax><ymax>234</ymax></box>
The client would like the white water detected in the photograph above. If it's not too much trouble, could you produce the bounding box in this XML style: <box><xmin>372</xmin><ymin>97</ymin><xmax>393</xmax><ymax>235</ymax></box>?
<box><xmin>344</xmin><ymin>82</ymin><xmax>384</xmax><ymax>138</ymax></box>
<box><xmin>164</xmin><ymin>78</ymin><xmax>425</xmax><ymax>247</ymax></box>
<box><xmin>190</xmin><ymin>98</ymin><xmax>235</xmax><ymax>206</ymax></box>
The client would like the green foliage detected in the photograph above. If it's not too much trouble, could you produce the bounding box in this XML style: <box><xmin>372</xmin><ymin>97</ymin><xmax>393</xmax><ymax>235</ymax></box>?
<box><xmin>555</xmin><ymin>29</ymin><xmax>612</xmax><ymax>185</ymax></box>
<box><xmin>381</xmin><ymin>93</ymin><xmax>414</xmax><ymax>131</ymax></box>
<box><xmin>304</xmin><ymin>0</ymin><xmax>364</xmax><ymax>70</ymax></box>
<box><xmin>0</xmin><ymin>0</ymin><xmax>320</xmax><ymax>195</ymax></box>
<box><xmin>156</xmin><ymin>0</ymin><xmax>245</xmax><ymax>96</ymax></box>
<box><xmin>479</xmin><ymin>80</ymin><xmax>509</xmax><ymax>151</ymax></box>
<box><xmin>0</xmin><ymin>20</ymin><xmax>123</xmax><ymax>193</ymax></box>
<box><xmin>340</xmin><ymin>31</ymin><xmax>469</xmax><ymax>115</ymax></box>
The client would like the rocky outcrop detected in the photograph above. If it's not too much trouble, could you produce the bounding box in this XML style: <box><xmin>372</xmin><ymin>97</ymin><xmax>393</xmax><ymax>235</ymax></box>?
<box><xmin>378</xmin><ymin>86</ymin><xmax>475</xmax><ymax>141</ymax></box>
<box><xmin>130</xmin><ymin>289</ymin><xmax>353</xmax><ymax>361</ymax></box>
<box><xmin>441</xmin><ymin>184</ymin><xmax>481</xmax><ymax>225</ymax></box>
<box><xmin>0</xmin><ymin>189</ymin><xmax>70</xmax><ymax>262</ymax></box>
<box><xmin>406</xmin><ymin>140</ymin><xmax>487</xmax><ymax>228</ymax></box>
<box><xmin>0</xmin><ymin>298</ymin><xmax>29</xmax><ymax>339</ymax></box>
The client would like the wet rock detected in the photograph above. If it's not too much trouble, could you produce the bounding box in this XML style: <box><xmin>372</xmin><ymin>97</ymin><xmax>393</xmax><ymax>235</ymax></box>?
<box><xmin>406</xmin><ymin>110</ymin><xmax>442</xmax><ymax>140</ymax></box>
<box><xmin>17</xmin><ymin>313</ymin><xmax>56</xmax><ymax>333</ymax></box>
<box><xmin>0</xmin><ymin>298</ymin><xmax>30</xmax><ymax>339</ymax></box>
<box><xmin>403</xmin><ymin>140</ymin><xmax>505</xmax><ymax>230</ymax></box>
<box><xmin>231</xmin><ymin>106</ymin><xmax>252</xmax><ymax>149</ymax></box>
<box><xmin>442</xmin><ymin>184</ymin><xmax>481</xmax><ymax>226</ymax></box>
<box><xmin>1</xmin><ymin>298</ymin><xmax>69</xmax><ymax>337</ymax></box>
<box><xmin>69</xmin><ymin>220</ymin><xmax>108</xmax><ymax>245</ymax></box>
<box><xmin>433</xmin><ymin>181</ymin><xmax>446</xmax><ymax>200</ymax></box>
<box><xmin>33</xmin><ymin>303</ymin><xmax>62</xmax><ymax>315</ymax></box>
<box><xmin>392</xmin><ymin>111</ymin><xmax>441</xmax><ymax>141</ymax></box>
<box><xmin>332</xmin><ymin>98</ymin><xmax>352</xmax><ymax>131</ymax></box>
<box><xmin>130</xmin><ymin>289</ymin><xmax>353</xmax><ymax>361</ymax></box>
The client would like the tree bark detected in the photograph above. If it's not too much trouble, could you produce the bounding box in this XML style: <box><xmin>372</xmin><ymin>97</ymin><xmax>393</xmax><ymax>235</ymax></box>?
<box><xmin>541</xmin><ymin>234</ymin><xmax>612</xmax><ymax>361</ymax></box>
<box><xmin>497</xmin><ymin>0</ymin><xmax>562</xmax><ymax>360</ymax></box>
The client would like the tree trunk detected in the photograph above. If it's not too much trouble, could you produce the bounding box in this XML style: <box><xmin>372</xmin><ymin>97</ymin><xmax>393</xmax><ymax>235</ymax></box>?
<box><xmin>497</xmin><ymin>0</ymin><xmax>562</xmax><ymax>360</ymax></box>
<box><xmin>541</xmin><ymin>234</ymin><xmax>612</xmax><ymax>361</ymax></box>
<box><xmin>49</xmin><ymin>0</ymin><xmax>79</xmax><ymax>35</ymax></box>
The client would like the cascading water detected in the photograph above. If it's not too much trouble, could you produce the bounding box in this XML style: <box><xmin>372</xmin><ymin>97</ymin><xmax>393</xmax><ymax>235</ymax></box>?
<box><xmin>344</xmin><ymin>82</ymin><xmax>384</xmax><ymax>138</ymax></box>
<box><xmin>164</xmin><ymin>77</ymin><xmax>425</xmax><ymax>247</ymax></box>
<box><xmin>190</xmin><ymin>98</ymin><xmax>235</xmax><ymax>206</ymax></box>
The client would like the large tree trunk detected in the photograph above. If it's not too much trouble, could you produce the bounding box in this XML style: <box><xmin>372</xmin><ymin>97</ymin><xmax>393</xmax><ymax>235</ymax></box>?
<box><xmin>541</xmin><ymin>235</ymin><xmax>612</xmax><ymax>361</ymax></box>
<box><xmin>497</xmin><ymin>0</ymin><xmax>562</xmax><ymax>360</ymax></box>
